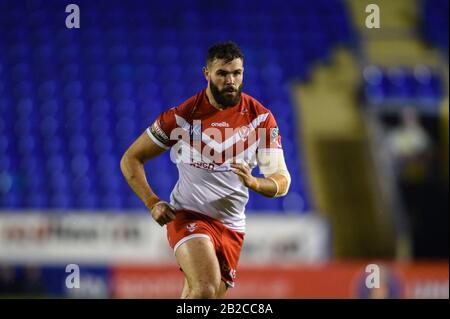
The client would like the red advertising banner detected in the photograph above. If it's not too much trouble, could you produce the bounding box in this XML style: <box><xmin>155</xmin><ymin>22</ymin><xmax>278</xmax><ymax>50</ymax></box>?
<box><xmin>111</xmin><ymin>261</ymin><xmax>448</xmax><ymax>299</ymax></box>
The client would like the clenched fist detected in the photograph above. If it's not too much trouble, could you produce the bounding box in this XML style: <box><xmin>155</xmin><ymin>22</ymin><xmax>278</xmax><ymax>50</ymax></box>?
<box><xmin>151</xmin><ymin>201</ymin><xmax>176</xmax><ymax>226</ymax></box>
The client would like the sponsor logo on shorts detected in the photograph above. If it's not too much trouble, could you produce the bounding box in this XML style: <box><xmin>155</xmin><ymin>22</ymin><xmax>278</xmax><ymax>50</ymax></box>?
<box><xmin>222</xmin><ymin>261</ymin><xmax>237</xmax><ymax>280</ymax></box>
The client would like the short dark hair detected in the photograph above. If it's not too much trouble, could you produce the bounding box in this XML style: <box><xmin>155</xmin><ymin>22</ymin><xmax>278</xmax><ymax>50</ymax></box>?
<box><xmin>207</xmin><ymin>41</ymin><xmax>244</xmax><ymax>66</ymax></box>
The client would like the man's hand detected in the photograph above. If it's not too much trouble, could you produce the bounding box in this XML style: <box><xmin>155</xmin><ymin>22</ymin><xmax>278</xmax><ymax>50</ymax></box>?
<box><xmin>151</xmin><ymin>201</ymin><xmax>176</xmax><ymax>226</ymax></box>
<box><xmin>231</xmin><ymin>162</ymin><xmax>289</xmax><ymax>197</ymax></box>
<box><xmin>230</xmin><ymin>163</ymin><xmax>258</xmax><ymax>190</ymax></box>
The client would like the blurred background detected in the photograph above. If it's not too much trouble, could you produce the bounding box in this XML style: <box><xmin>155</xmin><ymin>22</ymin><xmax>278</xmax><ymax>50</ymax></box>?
<box><xmin>0</xmin><ymin>0</ymin><xmax>448</xmax><ymax>298</ymax></box>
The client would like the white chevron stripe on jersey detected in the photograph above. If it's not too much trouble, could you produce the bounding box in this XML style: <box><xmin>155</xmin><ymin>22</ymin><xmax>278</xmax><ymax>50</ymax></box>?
<box><xmin>174</xmin><ymin>136</ymin><xmax>261</xmax><ymax>170</ymax></box>
<box><xmin>175</xmin><ymin>114</ymin><xmax>191</xmax><ymax>131</ymax></box>
<box><xmin>174</xmin><ymin>113</ymin><xmax>269</xmax><ymax>153</ymax></box>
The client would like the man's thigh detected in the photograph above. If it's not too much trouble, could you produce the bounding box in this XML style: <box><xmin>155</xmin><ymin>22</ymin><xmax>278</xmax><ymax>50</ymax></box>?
<box><xmin>175</xmin><ymin>237</ymin><xmax>222</xmax><ymax>291</ymax></box>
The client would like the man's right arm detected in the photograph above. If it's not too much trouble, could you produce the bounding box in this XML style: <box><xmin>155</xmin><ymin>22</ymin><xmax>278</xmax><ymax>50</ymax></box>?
<box><xmin>120</xmin><ymin>130</ymin><xmax>175</xmax><ymax>225</ymax></box>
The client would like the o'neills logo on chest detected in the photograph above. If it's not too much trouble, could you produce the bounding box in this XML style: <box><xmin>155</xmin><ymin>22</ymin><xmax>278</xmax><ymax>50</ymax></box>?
<box><xmin>211</xmin><ymin>122</ymin><xmax>229</xmax><ymax>127</ymax></box>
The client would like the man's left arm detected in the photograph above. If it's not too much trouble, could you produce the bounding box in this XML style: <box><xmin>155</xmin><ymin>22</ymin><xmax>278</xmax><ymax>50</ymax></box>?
<box><xmin>231</xmin><ymin>150</ymin><xmax>291</xmax><ymax>197</ymax></box>
<box><xmin>232</xmin><ymin>110</ymin><xmax>291</xmax><ymax>197</ymax></box>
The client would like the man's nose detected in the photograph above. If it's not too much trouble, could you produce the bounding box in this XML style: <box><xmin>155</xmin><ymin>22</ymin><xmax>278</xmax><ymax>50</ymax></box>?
<box><xmin>225</xmin><ymin>74</ymin><xmax>234</xmax><ymax>85</ymax></box>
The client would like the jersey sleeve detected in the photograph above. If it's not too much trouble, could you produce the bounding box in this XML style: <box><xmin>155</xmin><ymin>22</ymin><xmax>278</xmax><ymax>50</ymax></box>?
<box><xmin>146</xmin><ymin>94</ymin><xmax>197</xmax><ymax>149</ymax></box>
<box><xmin>258</xmin><ymin>111</ymin><xmax>283</xmax><ymax>150</ymax></box>
<box><xmin>146</xmin><ymin>107</ymin><xmax>178</xmax><ymax>149</ymax></box>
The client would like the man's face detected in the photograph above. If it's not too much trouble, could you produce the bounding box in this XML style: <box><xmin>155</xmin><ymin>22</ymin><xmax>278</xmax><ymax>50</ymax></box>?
<box><xmin>204</xmin><ymin>58</ymin><xmax>244</xmax><ymax>108</ymax></box>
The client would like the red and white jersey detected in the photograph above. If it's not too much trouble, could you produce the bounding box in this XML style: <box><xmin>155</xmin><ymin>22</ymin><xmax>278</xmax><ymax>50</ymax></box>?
<box><xmin>147</xmin><ymin>89</ymin><xmax>283</xmax><ymax>232</ymax></box>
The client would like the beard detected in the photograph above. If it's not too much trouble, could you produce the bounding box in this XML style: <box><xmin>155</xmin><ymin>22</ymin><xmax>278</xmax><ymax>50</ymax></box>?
<box><xmin>210</xmin><ymin>81</ymin><xmax>243</xmax><ymax>108</ymax></box>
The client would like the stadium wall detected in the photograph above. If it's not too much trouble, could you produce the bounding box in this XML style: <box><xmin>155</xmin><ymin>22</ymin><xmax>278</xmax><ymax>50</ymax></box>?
<box><xmin>0</xmin><ymin>213</ymin><xmax>447</xmax><ymax>299</ymax></box>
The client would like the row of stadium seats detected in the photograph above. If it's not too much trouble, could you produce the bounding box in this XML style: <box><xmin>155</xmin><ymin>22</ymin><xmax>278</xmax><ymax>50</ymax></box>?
<box><xmin>363</xmin><ymin>65</ymin><xmax>444</xmax><ymax>108</ymax></box>
<box><xmin>0</xmin><ymin>0</ymin><xmax>355</xmax><ymax>212</ymax></box>
<box><xmin>1</xmin><ymin>69</ymin><xmax>297</xmax><ymax>100</ymax></box>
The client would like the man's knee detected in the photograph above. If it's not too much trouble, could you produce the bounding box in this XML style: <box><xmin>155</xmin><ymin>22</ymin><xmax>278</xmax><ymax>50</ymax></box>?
<box><xmin>189</xmin><ymin>282</ymin><xmax>219</xmax><ymax>299</ymax></box>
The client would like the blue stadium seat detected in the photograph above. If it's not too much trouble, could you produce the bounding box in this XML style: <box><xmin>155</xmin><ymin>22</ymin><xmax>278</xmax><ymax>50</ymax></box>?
<box><xmin>10</xmin><ymin>47</ymin><xmax>30</xmax><ymax>66</ymax></box>
<box><xmin>161</xmin><ymin>65</ymin><xmax>182</xmax><ymax>84</ymax></box>
<box><xmin>65</xmin><ymin>116</ymin><xmax>88</xmax><ymax>134</ymax></box>
<box><xmin>115</xmin><ymin>117</ymin><xmax>136</xmax><ymax>140</ymax></box>
<box><xmin>88</xmin><ymin>81</ymin><xmax>108</xmax><ymax>100</ymax></box>
<box><xmin>115</xmin><ymin>98</ymin><xmax>136</xmax><ymax>117</ymax></box>
<box><xmin>91</xmin><ymin>98</ymin><xmax>111</xmax><ymax>117</ymax></box>
<box><xmin>14</xmin><ymin>81</ymin><xmax>33</xmax><ymax>98</ymax></box>
<box><xmin>135</xmin><ymin>64</ymin><xmax>156</xmax><ymax>82</ymax></box>
<box><xmin>386</xmin><ymin>67</ymin><xmax>410</xmax><ymax>99</ymax></box>
<box><xmin>49</xmin><ymin>191</ymin><xmax>72</xmax><ymax>209</ymax></box>
<box><xmin>38</xmin><ymin>80</ymin><xmax>57</xmax><ymax>100</ymax></box>
<box><xmin>40</xmin><ymin>99</ymin><xmax>60</xmax><ymax>117</ymax></box>
<box><xmin>24</xmin><ymin>171</ymin><xmax>45</xmax><ymax>191</ymax></box>
<box><xmin>112</xmin><ymin>63</ymin><xmax>133</xmax><ymax>81</ymax></box>
<box><xmin>49</xmin><ymin>172</ymin><xmax>70</xmax><ymax>192</ymax></box>
<box><xmin>72</xmin><ymin>176</ymin><xmax>93</xmax><ymax>193</ymax></box>
<box><xmin>43</xmin><ymin>136</ymin><xmax>64</xmax><ymax>155</ymax></box>
<box><xmin>126</xmin><ymin>194</ymin><xmax>145</xmax><ymax>209</ymax></box>
<box><xmin>282</xmin><ymin>191</ymin><xmax>307</xmax><ymax>212</ymax></box>
<box><xmin>17</xmin><ymin>135</ymin><xmax>37</xmax><ymax>156</ymax></box>
<box><xmin>85</xmin><ymin>64</ymin><xmax>107</xmax><ymax>80</ymax></box>
<box><xmin>63</xmin><ymin>81</ymin><xmax>83</xmax><ymax>100</ymax></box>
<box><xmin>70</xmin><ymin>154</ymin><xmax>90</xmax><ymax>177</ymax></box>
<box><xmin>136</xmin><ymin>82</ymin><xmax>160</xmax><ymax>102</ymax></box>
<box><xmin>1</xmin><ymin>192</ymin><xmax>22</xmax><ymax>209</ymax></box>
<box><xmin>113</xmin><ymin>81</ymin><xmax>134</xmax><ymax>100</ymax></box>
<box><xmin>162</xmin><ymin>83</ymin><xmax>185</xmax><ymax>105</ymax></box>
<box><xmin>46</xmin><ymin>155</ymin><xmax>65</xmax><ymax>173</ymax></box>
<box><xmin>0</xmin><ymin>136</ymin><xmax>9</xmax><ymax>156</ymax></box>
<box><xmin>108</xmin><ymin>45</ymin><xmax>129</xmax><ymax>62</ymax></box>
<box><xmin>69</xmin><ymin>135</ymin><xmax>88</xmax><ymax>155</ymax></box>
<box><xmin>182</xmin><ymin>47</ymin><xmax>203</xmax><ymax>66</ymax></box>
<box><xmin>100</xmin><ymin>192</ymin><xmax>123</xmax><ymax>209</ymax></box>
<box><xmin>66</xmin><ymin>98</ymin><xmax>85</xmax><ymax>118</ymax></box>
<box><xmin>27</xmin><ymin>192</ymin><xmax>47</xmax><ymax>208</ymax></box>
<box><xmin>251</xmin><ymin>193</ymin><xmax>281</xmax><ymax>211</ymax></box>
<box><xmin>93</xmin><ymin>136</ymin><xmax>114</xmax><ymax>155</ymax></box>
<box><xmin>61</xmin><ymin>63</ymin><xmax>80</xmax><ymax>82</ymax></box>
<box><xmin>75</xmin><ymin>191</ymin><xmax>98</xmax><ymax>209</ymax></box>
<box><xmin>132</xmin><ymin>46</ymin><xmax>155</xmax><ymax>64</ymax></box>
<box><xmin>60</xmin><ymin>44</ymin><xmax>80</xmax><ymax>64</ymax></box>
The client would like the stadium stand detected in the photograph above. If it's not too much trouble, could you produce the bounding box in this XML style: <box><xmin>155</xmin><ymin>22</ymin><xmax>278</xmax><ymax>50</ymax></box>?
<box><xmin>0</xmin><ymin>0</ymin><xmax>355</xmax><ymax>212</ymax></box>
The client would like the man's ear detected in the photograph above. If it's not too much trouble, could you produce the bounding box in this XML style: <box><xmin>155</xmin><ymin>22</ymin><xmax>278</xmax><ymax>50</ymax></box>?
<box><xmin>202</xmin><ymin>66</ymin><xmax>209</xmax><ymax>81</ymax></box>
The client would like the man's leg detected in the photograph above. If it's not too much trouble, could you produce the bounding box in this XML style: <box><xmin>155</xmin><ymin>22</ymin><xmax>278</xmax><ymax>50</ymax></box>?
<box><xmin>175</xmin><ymin>237</ymin><xmax>225</xmax><ymax>299</ymax></box>
<box><xmin>180</xmin><ymin>278</ymin><xmax>189</xmax><ymax>299</ymax></box>
<box><xmin>180</xmin><ymin>277</ymin><xmax>227</xmax><ymax>299</ymax></box>
<box><xmin>216</xmin><ymin>281</ymin><xmax>228</xmax><ymax>298</ymax></box>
